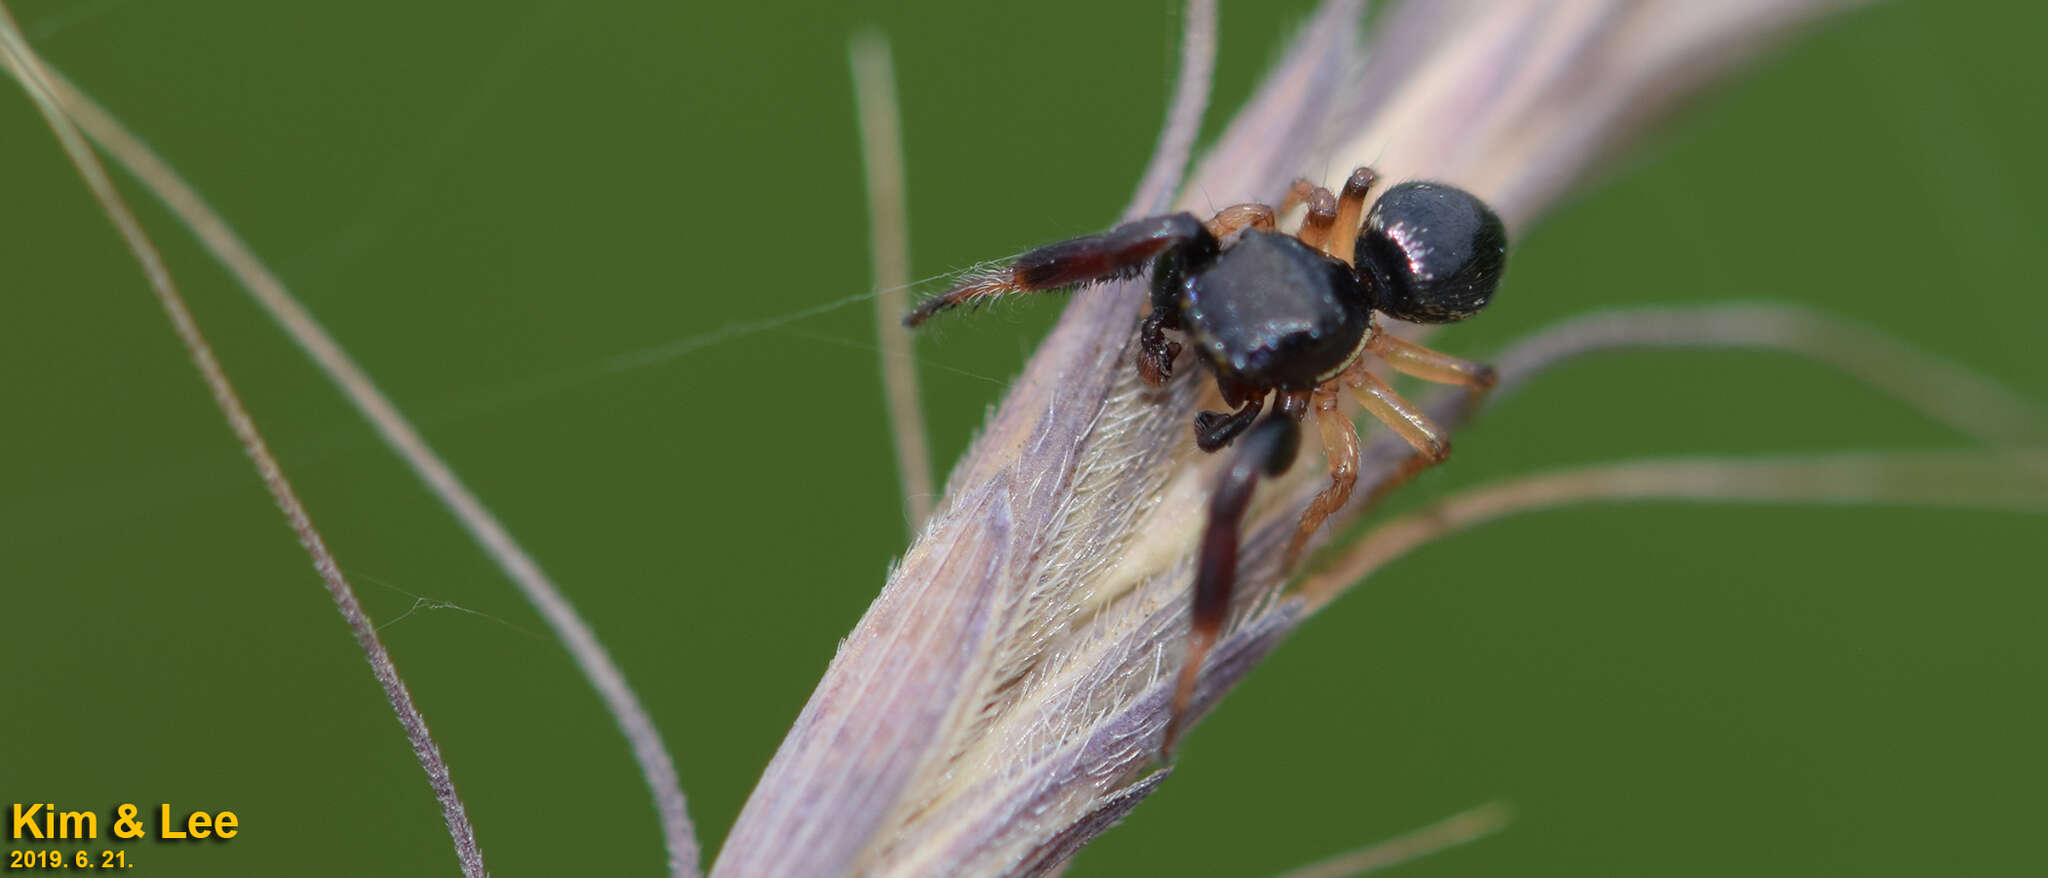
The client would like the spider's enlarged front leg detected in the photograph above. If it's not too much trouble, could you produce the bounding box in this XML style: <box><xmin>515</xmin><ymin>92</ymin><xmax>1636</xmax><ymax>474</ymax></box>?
<box><xmin>904</xmin><ymin>213</ymin><xmax>1217</xmax><ymax>327</ymax></box>
<box><xmin>1165</xmin><ymin>411</ymin><xmax>1301</xmax><ymax>754</ymax></box>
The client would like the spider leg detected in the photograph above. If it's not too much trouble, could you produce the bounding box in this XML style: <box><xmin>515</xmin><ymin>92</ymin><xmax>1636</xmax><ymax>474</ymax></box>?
<box><xmin>1329</xmin><ymin>167</ymin><xmax>1379</xmax><ymax>265</ymax></box>
<box><xmin>1284</xmin><ymin>331</ymin><xmax>1493</xmax><ymax>565</ymax></box>
<box><xmin>1344</xmin><ymin>363</ymin><xmax>1451</xmax><ymax>463</ymax></box>
<box><xmin>1165</xmin><ymin>411</ymin><xmax>1301</xmax><ymax>755</ymax></box>
<box><xmin>1275</xmin><ymin>177</ymin><xmax>1341</xmax><ymax>253</ymax></box>
<box><xmin>1279</xmin><ymin>178</ymin><xmax>1319</xmax><ymax>214</ymax></box>
<box><xmin>1296</xmin><ymin>187</ymin><xmax>1339</xmax><ymax>252</ymax></box>
<box><xmin>904</xmin><ymin>212</ymin><xmax>1215</xmax><ymax>327</ymax></box>
<box><xmin>1284</xmin><ymin>171</ymin><xmax>1387</xmax><ymax>261</ymax></box>
<box><xmin>1284</xmin><ymin>384</ymin><xmax>1360</xmax><ymax>567</ymax></box>
<box><xmin>1336</xmin><ymin>356</ymin><xmax>1462</xmax><ymax>513</ymax></box>
<box><xmin>1366</xmin><ymin>330</ymin><xmax>1498</xmax><ymax>389</ymax></box>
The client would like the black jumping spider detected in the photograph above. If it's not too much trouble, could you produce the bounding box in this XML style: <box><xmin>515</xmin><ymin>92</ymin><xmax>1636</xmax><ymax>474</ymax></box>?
<box><xmin>907</xmin><ymin>166</ymin><xmax>1507</xmax><ymax>750</ymax></box>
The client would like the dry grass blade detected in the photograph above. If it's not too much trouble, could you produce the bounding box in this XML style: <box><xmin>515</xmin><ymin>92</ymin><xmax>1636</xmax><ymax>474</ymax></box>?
<box><xmin>1484</xmin><ymin>303</ymin><xmax>2048</xmax><ymax>445</ymax></box>
<box><xmin>851</xmin><ymin>30</ymin><xmax>935</xmax><ymax>530</ymax></box>
<box><xmin>1299</xmin><ymin>450</ymin><xmax>2048</xmax><ymax>610</ymax></box>
<box><xmin>1272</xmin><ymin>800</ymin><xmax>1514</xmax><ymax>878</ymax></box>
<box><xmin>18</xmin><ymin>27</ymin><xmax>703</xmax><ymax>878</ymax></box>
<box><xmin>1131</xmin><ymin>0</ymin><xmax>1217</xmax><ymax>216</ymax></box>
<box><xmin>0</xmin><ymin>5</ymin><xmax>485</xmax><ymax>875</ymax></box>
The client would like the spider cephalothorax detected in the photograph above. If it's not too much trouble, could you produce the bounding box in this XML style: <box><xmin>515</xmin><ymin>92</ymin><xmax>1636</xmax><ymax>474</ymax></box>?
<box><xmin>907</xmin><ymin>166</ymin><xmax>1507</xmax><ymax>751</ymax></box>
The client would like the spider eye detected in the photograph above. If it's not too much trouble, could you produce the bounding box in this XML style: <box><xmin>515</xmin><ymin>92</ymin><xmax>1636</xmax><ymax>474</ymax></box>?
<box><xmin>1356</xmin><ymin>182</ymin><xmax>1507</xmax><ymax>324</ymax></box>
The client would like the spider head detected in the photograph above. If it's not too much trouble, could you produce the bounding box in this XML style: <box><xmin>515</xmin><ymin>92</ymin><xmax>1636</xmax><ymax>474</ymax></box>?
<box><xmin>1355</xmin><ymin>182</ymin><xmax>1508</xmax><ymax>325</ymax></box>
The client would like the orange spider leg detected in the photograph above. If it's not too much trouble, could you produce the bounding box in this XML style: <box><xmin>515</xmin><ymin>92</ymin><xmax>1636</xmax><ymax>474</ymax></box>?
<box><xmin>1285</xmin><ymin>385</ymin><xmax>1360</xmax><ymax>567</ymax></box>
<box><xmin>1296</xmin><ymin>187</ymin><xmax>1338</xmax><ymax>252</ymax></box>
<box><xmin>1328</xmin><ymin>167</ymin><xmax>1379</xmax><ymax>265</ymax></box>
<box><xmin>1366</xmin><ymin>330</ymin><xmax>1498</xmax><ymax>390</ymax></box>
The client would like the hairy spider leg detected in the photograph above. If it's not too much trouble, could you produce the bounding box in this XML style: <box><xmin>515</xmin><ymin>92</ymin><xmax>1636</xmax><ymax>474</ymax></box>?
<box><xmin>903</xmin><ymin>213</ymin><xmax>1215</xmax><ymax>327</ymax></box>
<box><xmin>1165</xmin><ymin>411</ymin><xmax>1301</xmax><ymax>755</ymax></box>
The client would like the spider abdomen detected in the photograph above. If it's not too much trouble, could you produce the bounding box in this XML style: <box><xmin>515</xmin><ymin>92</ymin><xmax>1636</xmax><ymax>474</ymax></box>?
<box><xmin>1183</xmin><ymin>230</ymin><xmax>1370</xmax><ymax>389</ymax></box>
<box><xmin>1356</xmin><ymin>181</ymin><xmax>1507</xmax><ymax>324</ymax></box>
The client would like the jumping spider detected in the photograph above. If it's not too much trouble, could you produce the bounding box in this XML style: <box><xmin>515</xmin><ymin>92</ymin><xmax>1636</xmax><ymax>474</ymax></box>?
<box><xmin>906</xmin><ymin>166</ymin><xmax>1508</xmax><ymax>751</ymax></box>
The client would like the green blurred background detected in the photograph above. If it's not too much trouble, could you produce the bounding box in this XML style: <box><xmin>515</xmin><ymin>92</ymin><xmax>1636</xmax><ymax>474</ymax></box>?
<box><xmin>3</xmin><ymin>0</ymin><xmax>2043</xmax><ymax>874</ymax></box>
